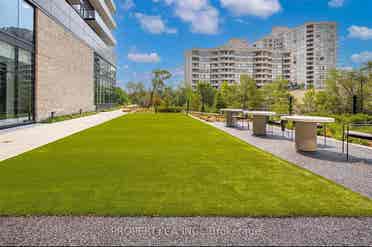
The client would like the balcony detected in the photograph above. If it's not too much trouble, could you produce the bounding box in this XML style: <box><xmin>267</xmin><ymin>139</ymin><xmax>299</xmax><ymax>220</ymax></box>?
<box><xmin>104</xmin><ymin>0</ymin><xmax>116</xmax><ymax>13</ymax></box>
<box><xmin>84</xmin><ymin>9</ymin><xmax>116</xmax><ymax>46</ymax></box>
<box><xmin>88</xmin><ymin>0</ymin><xmax>117</xmax><ymax>29</ymax></box>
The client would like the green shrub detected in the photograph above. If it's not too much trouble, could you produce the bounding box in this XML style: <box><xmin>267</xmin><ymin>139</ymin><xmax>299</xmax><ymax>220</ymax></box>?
<box><xmin>157</xmin><ymin>106</ymin><xmax>183</xmax><ymax>113</ymax></box>
<box><xmin>42</xmin><ymin>111</ymin><xmax>97</xmax><ymax>123</ymax></box>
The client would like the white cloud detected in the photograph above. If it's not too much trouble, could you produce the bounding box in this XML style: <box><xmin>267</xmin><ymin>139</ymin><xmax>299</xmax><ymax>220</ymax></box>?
<box><xmin>351</xmin><ymin>51</ymin><xmax>372</xmax><ymax>64</ymax></box>
<box><xmin>134</xmin><ymin>13</ymin><xmax>177</xmax><ymax>34</ymax></box>
<box><xmin>348</xmin><ymin>25</ymin><xmax>372</xmax><ymax>40</ymax></box>
<box><xmin>153</xmin><ymin>0</ymin><xmax>220</xmax><ymax>34</ymax></box>
<box><xmin>170</xmin><ymin>66</ymin><xmax>184</xmax><ymax>77</ymax></box>
<box><xmin>220</xmin><ymin>0</ymin><xmax>281</xmax><ymax>18</ymax></box>
<box><xmin>120</xmin><ymin>0</ymin><xmax>135</xmax><ymax>11</ymax></box>
<box><xmin>128</xmin><ymin>52</ymin><xmax>160</xmax><ymax>63</ymax></box>
<box><xmin>328</xmin><ymin>0</ymin><xmax>344</xmax><ymax>8</ymax></box>
<box><xmin>235</xmin><ymin>18</ymin><xmax>249</xmax><ymax>24</ymax></box>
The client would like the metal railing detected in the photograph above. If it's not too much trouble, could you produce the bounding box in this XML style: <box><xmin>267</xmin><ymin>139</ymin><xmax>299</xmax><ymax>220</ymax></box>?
<box><xmin>342</xmin><ymin>122</ymin><xmax>372</xmax><ymax>160</ymax></box>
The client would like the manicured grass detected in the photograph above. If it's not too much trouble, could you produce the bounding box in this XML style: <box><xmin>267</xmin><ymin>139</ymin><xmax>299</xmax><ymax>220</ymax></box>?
<box><xmin>0</xmin><ymin>113</ymin><xmax>372</xmax><ymax>216</ymax></box>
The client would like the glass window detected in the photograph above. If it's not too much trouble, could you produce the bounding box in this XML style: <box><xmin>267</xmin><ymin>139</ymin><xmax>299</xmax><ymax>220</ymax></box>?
<box><xmin>94</xmin><ymin>54</ymin><xmax>116</xmax><ymax>108</ymax></box>
<box><xmin>0</xmin><ymin>1</ymin><xmax>19</xmax><ymax>32</ymax></box>
<box><xmin>19</xmin><ymin>0</ymin><xmax>34</xmax><ymax>43</ymax></box>
<box><xmin>17</xmin><ymin>48</ymin><xmax>33</xmax><ymax>119</ymax></box>
<box><xmin>0</xmin><ymin>0</ymin><xmax>34</xmax><ymax>44</ymax></box>
<box><xmin>0</xmin><ymin>40</ymin><xmax>34</xmax><ymax>127</ymax></box>
<box><xmin>0</xmin><ymin>40</ymin><xmax>16</xmax><ymax>123</ymax></box>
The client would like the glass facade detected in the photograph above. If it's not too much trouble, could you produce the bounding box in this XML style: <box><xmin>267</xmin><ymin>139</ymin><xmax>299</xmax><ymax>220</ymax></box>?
<box><xmin>0</xmin><ymin>0</ymin><xmax>34</xmax><ymax>127</ymax></box>
<box><xmin>94</xmin><ymin>54</ymin><xmax>116</xmax><ymax>108</ymax></box>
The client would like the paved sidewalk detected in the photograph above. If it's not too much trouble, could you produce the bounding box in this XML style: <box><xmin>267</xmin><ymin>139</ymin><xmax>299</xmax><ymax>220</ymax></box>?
<box><xmin>0</xmin><ymin>110</ymin><xmax>126</xmax><ymax>162</ymax></box>
<box><xmin>0</xmin><ymin>216</ymin><xmax>371</xmax><ymax>246</ymax></box>
<box><xmin>208</xmin><ymin>120</ymin><xmax>372</xmax><ymax>198</ymax></box>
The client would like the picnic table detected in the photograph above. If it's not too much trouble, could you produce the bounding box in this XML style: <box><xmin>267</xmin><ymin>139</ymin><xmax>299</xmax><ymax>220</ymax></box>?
<box><xmin>220</xmin><ymin>109</ymin><xmax>243</xmax><ymax>127</ymax></box>
<box><xmin>244</xmin><ymin>111</ymin><xmax>276</xmax><ymax>136</ymax></box>
<box><xmin>281</xmin><ymin>115</ymin><xmax>335</xmax><ymax>152</ymax></box>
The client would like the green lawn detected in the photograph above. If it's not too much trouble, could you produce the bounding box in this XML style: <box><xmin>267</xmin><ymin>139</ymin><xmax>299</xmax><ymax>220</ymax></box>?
<box><xmin>1</xmin><ymin>113</ymin><xmax>372</xmax><ymax>216</ymax></box>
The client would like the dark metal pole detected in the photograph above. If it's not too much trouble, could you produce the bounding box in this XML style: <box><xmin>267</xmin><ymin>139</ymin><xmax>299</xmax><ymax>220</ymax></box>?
<box><xmin>360</xmin><ymin>78</ymin><xmax>364</xmax><ymax>113</ymax></box>
<box><xmin>352</xmin><ymin>95</ymin><xmax>357</xmax><ymax>114</ymax></box>
<box><xmin>342</xmin><ymin>123</ymin><xmax>345</xmax><ymax>153</ymax></box>
<box><xmin>288</xmin><ymin>96</ymin><xmax>293</xmax><ymax>115</ymax></box>
<box><xmin>324</xmin><ymin>124</ymin><xmax>326</xmax><ymax>146</ymax></box>
<box><xmin>346</xmin><ymin>124</ymin><xmax>349</xmax><ymax>161</ymax></box>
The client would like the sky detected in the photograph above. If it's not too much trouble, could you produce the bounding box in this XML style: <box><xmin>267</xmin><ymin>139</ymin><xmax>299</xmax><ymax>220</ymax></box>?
<box><xmin>113</xmin><ymin>0</ymin><xmax>372</xmax><ymax>88</ymax></box>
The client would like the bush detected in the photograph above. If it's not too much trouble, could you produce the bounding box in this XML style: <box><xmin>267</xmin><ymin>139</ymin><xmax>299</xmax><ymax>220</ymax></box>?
<box><xmin>156</xmin><ymin>106</ymin><xmax>183</xmax><ymax>113</ymax></box>
<box><xmin>42</xmin><ymin>111</ymin><xmax>97</xmax><ymax>123</ymax></box>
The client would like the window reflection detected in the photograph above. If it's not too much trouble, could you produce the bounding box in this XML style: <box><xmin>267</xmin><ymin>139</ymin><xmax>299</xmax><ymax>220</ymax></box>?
<box><xmin>94</xmin><ymin>54</ymin><xmax>116</xmax><ymax>108</ymax></box>
<box><xmin>0</xmin><ymin>1</ymin><xmax>19</xmax><ymax>32</ymax></box>
<box><xmin>17</xmin><ymin>49</ymin><xmax>33</xmax><ymax>119</ymax></box>
<box><xmin>0</xmin><ymin>40</ymin><xmax>34</xmax><ymax>127</ymax></box>
<box><xmin>0</xmin><ymin>41</ymin><xmax>16</xmax><ymax>121</ymax></box>
<box><xmin>0</xmin><ymin>0</ymin><xmax>34</xmax><ymax>44</ymax></box>
<box><xmin>19</xmin><ymin>0</ymin><xmax>34</xmax><ymax>43</ymax></box>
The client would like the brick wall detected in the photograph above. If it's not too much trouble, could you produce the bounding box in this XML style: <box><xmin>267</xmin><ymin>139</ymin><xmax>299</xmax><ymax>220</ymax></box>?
<box><xmin>35</xmin><ymin>9</ymin><xmax>96</xmax><ymax>121</ymax></box>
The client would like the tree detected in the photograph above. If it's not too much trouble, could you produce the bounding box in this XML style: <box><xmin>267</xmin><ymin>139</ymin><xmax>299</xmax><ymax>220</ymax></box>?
<box><xmin>184</xmin><ymin>82</ymin><xmax>193</xmax><ymax>113</ymax></box>
<box><xmin>173</xmin><ymin>81</ymin><xmax>192</xmax><ymax>109</ymax></box>
<box><xmin>220</xmin><ymin>81</ymin><xmax>240</xmax><ymax>108</ymax></box>
<box><xmin>302</xmin><ymin>88</ymin><xmax>317</xmax><ymax>113</ymax></box>
<box><xmin>261</xmin><ymin>78</ymin><xmax>291</xmax><ymax>113</ymax></box>
<box><xmin>196</xmin><ymin>81</ymin><xmax>215</xmax><ymax>112</ymax></box>
<box><xmin>113</xmin><ymin>87</ymin><xmax>129</xmax><ymax>105</ymax></box>
<box><xmin>125</xmin><ymin>82</ymin><xmax>147</xmax><ymax>106</ymax></box>
<box><xmin>190</xmin><ymin>92</ymin><xmax>201</xmax><ymax>111</ymax></box>
<box><xmin>239</xmin><ymin>75</ymin><xmax>250</xmax><ymax>109</ymax></box>
<box><xmin>240</xmin><ymin>75</ymin><xmax>262</xmax><ymax>110</ymax></box>
<box><xmin>214</xmin><ymin>90</ymin><xmax>226</xmax><ymax>110</ymax></box>
<box><xmin>150</xmin><ymin>70</ymin><xmax>172</xmax><ymax>107</ymax></box>
<box><xmin>362</xmin><ymin>61</ymin><xmax>372</xmax><ymax>76</ymax></box>
<box><xmin>161</xmin><ymin>86</ymin><xmax>174</xmax><ymax>108</ymax></box>
<box><xmin>324</xmin><ymin>69</ymin><xmax>362</xmax><ymax>114</ymax></box>
<box><xmin>360</xmin><ymin>61</ymin><xmax>372</xmax><ymax>113</ymax></box>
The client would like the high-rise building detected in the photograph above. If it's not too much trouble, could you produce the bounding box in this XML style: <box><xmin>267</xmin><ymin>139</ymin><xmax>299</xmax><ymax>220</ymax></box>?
<box><xmin>0</xmin><ymin>0</ymin><xmax>117</xmax><ymax>128</ymax></box>
<box><xmin>185</xmin><ymin>22</ymin><xmax>337</xmax><ymax>89</ymax></box>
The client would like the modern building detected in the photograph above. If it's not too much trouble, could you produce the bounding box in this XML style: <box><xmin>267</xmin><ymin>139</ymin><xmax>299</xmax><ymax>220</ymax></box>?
<box><xmin>0</xmin><ymin>0</ymin><xmax>117</xmax><ymax>128</ymax></box>
<box><xmin>185</xmin><ymin>22</ymin><xmax>337</xmax><ymax>89</ymax></box>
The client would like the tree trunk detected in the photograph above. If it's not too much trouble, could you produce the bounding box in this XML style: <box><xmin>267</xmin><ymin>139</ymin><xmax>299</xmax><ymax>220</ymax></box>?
<box><xmin>149</xmin><ymin>89</ymin><xmax>155</xmax><ymax>108</ymax></box>
<box><xmin>201</xmin><ymin>100</ymin><xmax>205</xmax><ymax>112</ymax></box>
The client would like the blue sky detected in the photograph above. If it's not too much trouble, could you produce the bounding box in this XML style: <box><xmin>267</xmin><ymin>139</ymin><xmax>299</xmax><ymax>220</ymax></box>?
<box><xmin>113</xmin><ymin>0</ymin><xmax>372</xmax><ymax>88</ymax></box>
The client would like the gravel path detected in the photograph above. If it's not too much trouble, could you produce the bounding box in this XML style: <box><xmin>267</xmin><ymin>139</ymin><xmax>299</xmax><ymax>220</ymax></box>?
<box><xmin>0</xmin><ymin>216</ymin><xmax>371</xmax><ymax>246</ymax></box>
<box><xmin>209</xmin><ymin>120</ymin><xmax>372</xmax><ymax>198</ymax></box>
<box><xmin>0</xmin><ymin>110</ymin><xmax>126</xmax><ymax>162</ymax></box>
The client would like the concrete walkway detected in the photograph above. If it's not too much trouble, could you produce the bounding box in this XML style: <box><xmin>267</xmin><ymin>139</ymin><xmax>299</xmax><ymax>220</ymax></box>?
<box><xmin>208</xmin><ymin>120</ymin><xmax>372</xmax><ymax>199</ymax></box>
<box><xmin>0</xmin><ymin>216</ymin><xmax>371</xmax><ymax>246</ymax></box>
<box><xmin>0</xmin><ymin>110</ymin><xmax>125</xmax><ymax>162</ymax></box>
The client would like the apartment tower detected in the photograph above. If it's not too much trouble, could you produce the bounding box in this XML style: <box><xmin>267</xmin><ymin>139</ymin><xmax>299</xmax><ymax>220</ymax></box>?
<box><xmin>185</xmin><ymin>22</ymin><xmax>337</xmax><ymax>89</ymax></box>
<box><xmin>0</xmin><ymin>0</ymin><xmax>117</xmax><ymax>128</ymax></box>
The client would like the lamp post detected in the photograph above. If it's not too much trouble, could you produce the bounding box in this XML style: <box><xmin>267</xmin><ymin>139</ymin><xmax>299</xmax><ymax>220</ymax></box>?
<box><xmin>352</xmin><ymin>95</ymin><xmax>357</xmax><ymax>114</ymax></box>
<box><xmin>288</xmin><ymin>95</ymin><xmax>293</xmax><ymax>115</ymax></box>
